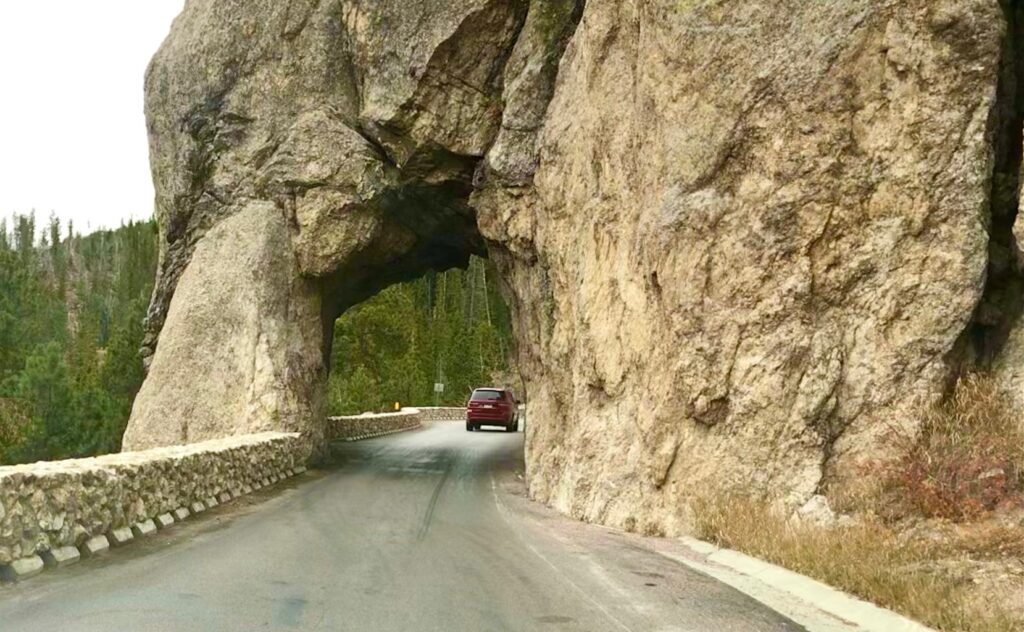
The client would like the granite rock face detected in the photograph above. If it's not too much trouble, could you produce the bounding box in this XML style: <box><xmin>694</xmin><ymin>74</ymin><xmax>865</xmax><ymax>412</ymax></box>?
<box><xmin>478</xmin><ymin>0</ymin><xmax>1017</xmax><ymax>534</ymax></box>
<box><xmin>129</xmin><ymin>0</ymin><xmax>1023</xmax><ymax>535</ymax></box>
<box><xmin>125</xmin><ymin>0</ymin><xmax>546</xmax><ymax>452</ymax></box>
<box><xmin>122</xmin><ymin>202</ymin><xmax>324</xmax><ymax>450</ymax></box>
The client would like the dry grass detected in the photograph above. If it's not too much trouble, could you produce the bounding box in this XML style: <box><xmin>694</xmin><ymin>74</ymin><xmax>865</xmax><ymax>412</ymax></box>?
<box><xmin>940</xmin><ymin>521</ymin><xmax>1024</xmax><ymax>560</ymax></box>
<box><xmin>692</xmin><ymin>495</ymin><xmax>1022</xmax><ymax>632</ymax></box>
<box><xmin>691</xmin><ymin>375</ymin><xmax>1024</xmax><ymax>632</ymax></box>
<box><xmin>864</xmin><ymin>375</ymin><xmax>1024</xmax><ymax>522</ymax></box>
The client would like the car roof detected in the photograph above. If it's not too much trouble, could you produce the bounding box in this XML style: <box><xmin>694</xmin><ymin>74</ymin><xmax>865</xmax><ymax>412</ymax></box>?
<box><xmin>473</xmin><ymin>387</ymin><xmax>506</xmax><ymax>392</ymax></box>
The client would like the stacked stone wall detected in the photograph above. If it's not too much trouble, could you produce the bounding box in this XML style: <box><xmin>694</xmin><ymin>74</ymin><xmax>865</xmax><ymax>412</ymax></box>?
<box><xmin>416</xmin><ymin>407</ymin><xmax>467</xmax><ymax>421</ymax></box>
<box><xmin>0</xmin><ymin>432</ymin><xmax>308</xmax><ymax>574</ymax></box>
<box><xmin>328</xmin><ymin>408</ymin><xmax>424</xmax><ymax>441</ymax></box>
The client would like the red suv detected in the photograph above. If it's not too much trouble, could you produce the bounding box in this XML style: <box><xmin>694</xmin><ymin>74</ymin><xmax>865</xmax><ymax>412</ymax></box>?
<box><xmin>466</xmin><ymin>388</ymin><xmax>518</xmax><ymax>433</ymax></box>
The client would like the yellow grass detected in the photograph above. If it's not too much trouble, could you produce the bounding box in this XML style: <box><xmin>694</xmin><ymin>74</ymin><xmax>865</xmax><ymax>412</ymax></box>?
<box><xmin>692</xmin><ymin>495</ymin><xmax>1021</xmax><ymax>632</ymax></box>
<box><xmin>691</xmin><ymin>375</ymin><xmax>1024</xmax><ymax>632</ymax></box>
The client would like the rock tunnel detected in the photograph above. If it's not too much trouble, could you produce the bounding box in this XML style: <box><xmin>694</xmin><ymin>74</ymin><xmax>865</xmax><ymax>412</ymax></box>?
<box><xmin>122</xmin><ymin>0</ymin><xmax>582</xmax><ymax>453</ymax></box>
<box><xmin>124</xmin><ymin>0</ymin><xmax>1020</xmax><ymax>536</ymax></box>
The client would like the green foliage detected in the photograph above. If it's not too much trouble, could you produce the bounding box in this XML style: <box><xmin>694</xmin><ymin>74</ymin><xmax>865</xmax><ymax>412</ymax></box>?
<box><xmin>0</xmin><ymin>214</ymin><xmax>158</xmax><ymax>464</ymax></box>
<box><xmin>328</xmin><ymin>257</ymin><xmax>516</xmax><ymax>415</ymax></box>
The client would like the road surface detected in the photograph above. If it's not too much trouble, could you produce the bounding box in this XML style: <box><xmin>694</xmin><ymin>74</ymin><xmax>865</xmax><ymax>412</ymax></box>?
<box><xmin>0</xmin><ymin>422</ymin><xmax>803</xmax><ymax>631</ymax></box>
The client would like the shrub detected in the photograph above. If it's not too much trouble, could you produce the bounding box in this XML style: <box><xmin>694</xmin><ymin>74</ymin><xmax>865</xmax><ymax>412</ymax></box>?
<box><xmin>689</xmin><ymin>375</ymin><xmax>1024</xmax><ymax>631</ymax></box>
<box><xmin>871</xmin><ymin>375</ymin><xmax>1024</xmax><ymax>522</ymax></box>
<box><xmin>0</xmin><ymin>397</ymin><xmax>33</xmax><ymax>461</ymax></box>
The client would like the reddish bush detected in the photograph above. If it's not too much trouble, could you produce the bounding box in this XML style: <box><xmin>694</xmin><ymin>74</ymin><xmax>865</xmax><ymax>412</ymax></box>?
<box><xmin>874</xmin><ymin>376</ymin><xmax>1024</xmax><ymax>522</ymax></box>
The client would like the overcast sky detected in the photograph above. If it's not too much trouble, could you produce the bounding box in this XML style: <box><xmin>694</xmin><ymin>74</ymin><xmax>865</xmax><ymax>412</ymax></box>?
<box><xmin>0</xmin><ymin>1</ymin><xmax>184</xmax><ymax>235</ymax></box>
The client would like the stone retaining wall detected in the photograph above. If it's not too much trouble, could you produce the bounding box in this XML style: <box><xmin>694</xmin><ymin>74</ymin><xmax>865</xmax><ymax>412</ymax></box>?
<box><xmin>328</xmin><ymin>408</ymin><xmax>423</xmax><ymax>441</ymax></box>
<box><xmin>417</xmin><ymin>407</ymin><xmax>467</xmax><ymax>421</ymax></box>
<box><xmin>0</xmin><ymin>432</ymin><xmax>308</xmax><ymax>573</ymax></box>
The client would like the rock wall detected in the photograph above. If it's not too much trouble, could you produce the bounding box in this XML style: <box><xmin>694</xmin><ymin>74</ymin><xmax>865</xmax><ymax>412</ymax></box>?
<box><xmin>129</xmin><ymin>0</ymin><xmax>1023</xmax><ymax>536</ymax></box>
<box><xmin>477</xmin><ymin>0</ymin><xmax>1014</xmax><ymax>534</ymax></box>
<box><xmin>0</xmin><ymin>433</ymin><xmax>308</xmax><ymax>566</ymax></box>
<box><xmin>122</xmin><ymin>203</ymin><xmax>324</xmax><ymax>451</ymax></box>
<box><xmin>329</xmin><ymin>409</ymin><xmax>423</xmax><ymax>440</ymax></box>
<box><xmin>124</xmin><ymin>0</ymin><xmax>564</xmax><ymax>454</ymax></box>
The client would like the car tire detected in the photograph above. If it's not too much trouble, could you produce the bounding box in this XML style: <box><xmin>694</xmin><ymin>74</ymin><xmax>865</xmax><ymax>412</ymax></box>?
<box><xmin>506</xmin><ymin>421</ymin><xmax>516</xmax><ymax>433</ymax></box>
<box><xmin>466</xmin><ymin>422</ymin><xmax>473</xmax><ymax>432</ymax></box>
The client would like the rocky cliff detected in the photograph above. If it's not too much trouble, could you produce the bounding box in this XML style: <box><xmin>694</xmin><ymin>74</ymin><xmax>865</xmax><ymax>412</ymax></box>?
<box><xmin>125</xmin><ymin>0</ymin><xmax>1022</xmax><ymax>535</ymax></box>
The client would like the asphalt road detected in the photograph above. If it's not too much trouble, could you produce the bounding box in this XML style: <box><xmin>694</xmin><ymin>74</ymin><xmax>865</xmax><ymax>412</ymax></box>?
<box><xmin>0</xmin><ymin>422</ymin><xmax>804</xmax><ymax>631</ymax></box>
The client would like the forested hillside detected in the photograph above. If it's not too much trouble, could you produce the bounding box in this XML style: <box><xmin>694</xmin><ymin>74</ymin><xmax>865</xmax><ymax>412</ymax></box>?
<box><xmin>0</xmin><ymin>215</ymin><xmax>157</xmax><ymax>464</ymax></box>
<box><xmin>0</xmin><ymin>214</ymin><xmax>515</xmax><ymax>464</ymax></box>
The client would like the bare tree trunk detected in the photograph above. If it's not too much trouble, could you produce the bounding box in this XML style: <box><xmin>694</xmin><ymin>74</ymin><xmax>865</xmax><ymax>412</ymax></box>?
<box><xmin>482</xmin><ymin>263</ymin><xmax>492</xmax><ymax>327</ymax></box>
<box><xmin>468</xmin><ymin>258</ymin><xmax>477</xmax><ymax>323</ymax></box>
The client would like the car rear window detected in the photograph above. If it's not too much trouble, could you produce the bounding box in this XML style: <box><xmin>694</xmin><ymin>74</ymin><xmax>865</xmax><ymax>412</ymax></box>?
<box><xmin>471</xmin><ymin>390</ymin><xmax>503</xmax><ymax>401</ymax></box>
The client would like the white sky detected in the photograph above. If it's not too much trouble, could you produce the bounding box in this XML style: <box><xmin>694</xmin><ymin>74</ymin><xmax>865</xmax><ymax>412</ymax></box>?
<box><xmin>0</xmin><ymin>1</ymin><xmax>184</xmax><ymax>235</ymax></box>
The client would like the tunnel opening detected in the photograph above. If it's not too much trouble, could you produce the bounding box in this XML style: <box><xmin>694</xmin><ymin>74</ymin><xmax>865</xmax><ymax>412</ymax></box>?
<box><xmin>315</xmin><ymin>173</ymin><xmax>487</xmax><ymax>360</ymax></box>
<box><xmin>307</xmin><ymin>130</ymin><xmax>521</xmax><ymax>418</ymax></box>
<box><xmin>324</xmin><ymin>255</ymin><xmax>517</xmax><ymax>417</ymax></box>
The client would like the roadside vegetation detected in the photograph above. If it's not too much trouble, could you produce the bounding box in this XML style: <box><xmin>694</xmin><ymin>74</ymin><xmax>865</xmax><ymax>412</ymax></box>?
<box><xmin>855</xmin><ymin>375</ymin><xmax>1024</xmax><ymax>522</ymax></box>
<box><xmin>694</xmin><ymin>375</ymin><xmax>1024</xmax><ymax>632</ymax></box>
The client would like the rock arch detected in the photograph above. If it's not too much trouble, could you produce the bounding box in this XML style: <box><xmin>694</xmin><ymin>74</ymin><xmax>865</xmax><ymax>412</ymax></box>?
<box><xmin>123</xmin><ymin>0</ymin><xmax>581</xmax><ymax>455</ymax></box>
<box><xmin>125</xmin><ymin>0</ymin><xmax>1017</xmax><ymax>535</ymax></box>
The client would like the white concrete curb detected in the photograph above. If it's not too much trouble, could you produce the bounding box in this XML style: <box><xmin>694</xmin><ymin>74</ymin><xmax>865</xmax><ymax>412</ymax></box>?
<box><xmin>108</xmin><ymin>527</ymin><xmax>134</xmax><ymax>547</ymax></box>
<box><xmin>1</xmin><ymin>555</ymin><xmax>44</xmax><ymax>581</ymax></box>
<box><xmin>664</xmin><ymin>536</ymin><xmax>935</xmax><ymax>632</ymax></box>
<box><xmin>132</xmin><ymin>520</ymin><xmax>157</xmax><ymax>538</ymax></box>
<box><xmin>154</xmin><ymin>513</ymin><xmax>175</xmax><ymax>528</ymax></box>
<box><xmin>41</xmin><ymin>546</ymin><xmax>80</xmax><ymax>569</ymax></box>
<box><xmin>81</xmin><ymin>535</ymin><xmax>110</xmax><ymax>558</ymax></box>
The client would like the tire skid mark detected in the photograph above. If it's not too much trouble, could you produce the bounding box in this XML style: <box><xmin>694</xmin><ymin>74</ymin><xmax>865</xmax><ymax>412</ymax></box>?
<box><xmin>417</xmin><ymin>460</ymin><xmax>452</xmax><ymax>541</ymax></box>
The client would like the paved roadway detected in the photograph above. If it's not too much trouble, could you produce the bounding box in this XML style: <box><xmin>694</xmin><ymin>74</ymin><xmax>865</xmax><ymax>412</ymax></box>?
<box><xmin>0</xmin><ymin>422</ymin><xmax>803</xmax><ymax>631</ymax></box>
